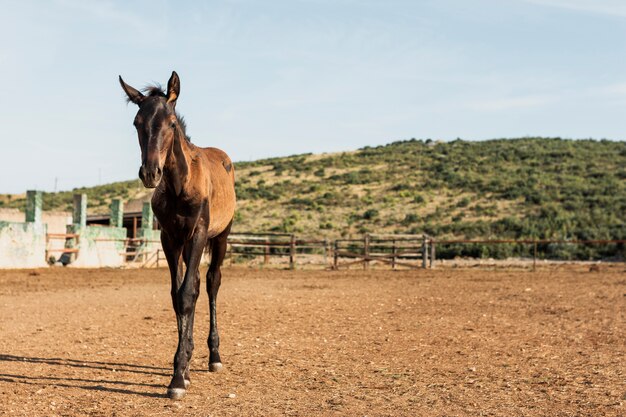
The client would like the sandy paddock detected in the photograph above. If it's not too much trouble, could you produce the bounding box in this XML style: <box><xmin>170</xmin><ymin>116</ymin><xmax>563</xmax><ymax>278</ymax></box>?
<box><xmin>0</xmin><ymin>265</ymin><xmax>624</xmax><ymax>416</ymax></box>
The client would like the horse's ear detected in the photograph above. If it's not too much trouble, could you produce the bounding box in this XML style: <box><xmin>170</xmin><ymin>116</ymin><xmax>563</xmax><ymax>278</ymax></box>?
<box><xmin>119</xmin><ymin>76</ymin><xmax>144</xmax><ymax>105</ymax></box>
<box><xmin>166</xmin><ymin>71</ymin><xmax>180</xmax><ymax>107</ymax></box>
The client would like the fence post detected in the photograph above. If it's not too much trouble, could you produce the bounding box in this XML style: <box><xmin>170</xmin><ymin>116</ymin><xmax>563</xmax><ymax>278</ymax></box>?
<box><xmin>333</xmin><ymin>240</ymin><xmax>338</xmax><ymax>270</ymax></box>
<box><xmin>62</xmin><ymin>193</ymin><xmax>87</xmax><ymax>265</ymax></box>
<box><xmin>264</xmin><ymin>237</ymin><xmax>270</xmax><ymax>265</ymax></box>
<box><xmin>73</xmin><ymin>194</ymin><xmax>88</xmax><ymax>228</ymax></box>
<box><xmin>25</xmin><ymin>190</ymin><xmax>43</xmax><ymax>224</ymax></box>
<box><xmin>392</xmin><ymin>238</ymin><xmax>396</xmax><ymax>270</ymax></box>
<box><xmin>323</xmin><ymin>238</ymin><xmax>329</xmax><ymax>266</ymax></box>
<box><xmin>533</xmin><ymin>240</ymin><xmax>537</xmax><ymax>272</ymax></box>
<box><xmin>289</xmin><ymin>234</ymin><xmax>296</xmax><ymax>270</ymax></box>
<box><xmin>226</xmin><ymin>238</ymin><xmax>233</xmax><ymax>266</ymax></box>
<box><xmin>364</xmin><ymin>234</ymin><xmax>370</xmax><ymax>270</ymax></box>
<box><xmin>139</xmin><ymin>202</ymin><xmax>156</xmax><ymax>263</ymax></box>
<box><xmin>110</xmin><ymin>198</ymin><xmax>124</xmax><ymax>228</ymax></box>
<box><xmin>430</xmin><ymin>238</ymin><xmax>435</xmax><ymax>269</ymax></box>
<box><xmin>422</xmin><ymin>234</ymin><xmax>428</xmax><ymax>269</ymax></box>
<box><xmin>141</xmin><ymin>202</ymin><xmax>154</xmax><ymax>231</ymax></box>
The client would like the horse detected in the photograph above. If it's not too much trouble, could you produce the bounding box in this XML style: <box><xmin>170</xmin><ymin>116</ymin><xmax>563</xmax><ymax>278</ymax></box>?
<box><xmin>119</xmin><ymin>71</ymin><xmax>236</xmax><ymax>400</ymax></box>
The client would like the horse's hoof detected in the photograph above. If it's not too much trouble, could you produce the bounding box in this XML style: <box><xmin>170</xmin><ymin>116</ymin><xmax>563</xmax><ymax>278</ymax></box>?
<box><xmin>184</xmin><ymin>379</ymin><xmax>191</xmax><ymax>389</ymax></box>
<box><xmin>167</xmin><ymin>387</ymin><xmax>187</xmax><ymax>400</ymax></box>
<box><xmin>209</xmin><ymin>362</ymin><xmax>223</xmax><ymax>372</ymax></box>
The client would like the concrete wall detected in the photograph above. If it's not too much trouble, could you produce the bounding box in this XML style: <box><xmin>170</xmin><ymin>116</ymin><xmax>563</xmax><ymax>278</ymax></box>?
<box><xmin>66</xmin><ymin>224</ymin><xmax>127</xmax><ymax>268</ymax></box>
<box><xmin>0</xmin><ymin>208</ymin><xmax>71</xmax><ymax>234</ymax></box>
<box><xmin>0</xmin><ymin>191</ymin><xmax>48</xmax><ymax>269</ymax></box>
<box><xmin>0</xmin><ymin>208</ymin><xmax>25</xmax><ymax>223</ymax></box>
<box><xmin>0</xmin><ymin>221</ymin><xmax>47</xmax><ymax>268</ymax></box>
<box><xmin>0</xmin><ymin>193</ymin><xmax>164</xmax><ymax>269</ymax></box>
<box><xmin>64</xmin><ymin>195</ymin><xmax>128</xmax><ymax>268</ymax></box>
<box><xmin>0</xmin><ymin>208</ymin><xmax>72</xmax><ymax>256</ymax></box>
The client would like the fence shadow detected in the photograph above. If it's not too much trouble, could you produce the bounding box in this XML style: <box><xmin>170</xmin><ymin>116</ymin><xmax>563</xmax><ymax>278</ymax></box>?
<box><xmin>0</xmin><ymin>354</ymin><xmax>169</xmax><ymax>398</ymax></box>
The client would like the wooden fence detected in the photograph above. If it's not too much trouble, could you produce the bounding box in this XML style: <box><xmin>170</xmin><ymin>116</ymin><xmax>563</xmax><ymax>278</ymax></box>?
<box><xmin>48</xmin><ymin>231</ymin><xmax>625</xmax><ymax>270</ymax></box>
<box><xmin>226</xmin><ymin>234</ymin><xmax>624</xmax><ymax>270</ymax></box>
<box><xmin>432</xmin><ymin>238</ymin><xmax>626</xmax><ymax>271</ymax></box>
<box><xmin>227</xmin><ymin>232</ymin><xmax>329</xmax><ymax>269</ymax></box>
<box><xmin>333</xmin><ymin>234</ymin><xmax>433</xmax><ymax>270</ymax></box>
<box><xmin>45</xmin><ymin>233</ymin><xmax>80</xmax><ymax>262</ymax></box>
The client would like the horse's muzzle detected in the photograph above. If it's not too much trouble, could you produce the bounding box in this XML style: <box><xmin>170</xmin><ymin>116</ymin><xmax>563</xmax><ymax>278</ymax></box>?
<box><xmin>139</xmin><ymin>165</ymin><xmax>162</xmax><ymax>188</ymax></box>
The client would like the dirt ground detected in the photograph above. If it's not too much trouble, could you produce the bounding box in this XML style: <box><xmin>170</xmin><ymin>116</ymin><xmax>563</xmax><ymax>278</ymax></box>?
<box><xmin>0</xmin><ymin>265</ymin><xmax>624</xmax><ymax>416</ymax></box>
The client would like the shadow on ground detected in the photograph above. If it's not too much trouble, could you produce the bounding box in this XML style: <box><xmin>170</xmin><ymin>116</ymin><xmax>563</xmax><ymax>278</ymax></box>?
<box><xmin>0</xmin><ymin>354</ymin><xmax>168</xmax><ymax>398</ymax></box>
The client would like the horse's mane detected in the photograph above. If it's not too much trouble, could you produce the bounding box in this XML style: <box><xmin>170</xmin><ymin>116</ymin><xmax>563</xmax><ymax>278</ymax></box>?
<box><xmin>141</xmin><ymin>84</ymin><xmax>191</xmax><ymax>142</ymax></box>
<box><xmin>142</xmin><ymin>84</ymin><xmax>167</xmax><ymax>98</ymax></box>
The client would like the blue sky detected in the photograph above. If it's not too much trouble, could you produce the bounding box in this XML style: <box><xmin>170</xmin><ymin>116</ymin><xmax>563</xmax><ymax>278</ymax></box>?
<box><xmin>1</xmin><ymin>0</ymin><xmax>625</xmax><ymax>193</ymax></box>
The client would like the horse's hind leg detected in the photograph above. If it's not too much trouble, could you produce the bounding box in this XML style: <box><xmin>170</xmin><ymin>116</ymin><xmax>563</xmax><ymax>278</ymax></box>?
<box><xmin>207</xmin><ymin>222</ymin><xmax>231</xmax><ymax>372</ymax></box>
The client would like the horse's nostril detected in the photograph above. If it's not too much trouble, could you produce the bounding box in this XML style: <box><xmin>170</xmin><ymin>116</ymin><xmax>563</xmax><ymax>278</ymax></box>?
<box><xmin>156</xmin><ymin>167</ymin><xmax>162</xmax><ymax>176</ymax></box>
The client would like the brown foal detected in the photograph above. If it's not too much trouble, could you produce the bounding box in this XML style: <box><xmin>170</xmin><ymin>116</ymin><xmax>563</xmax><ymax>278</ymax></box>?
<box><xmin>119</xmin><ymin>71</ymin><xmax>236</xmax><ymax>400</ymax></box>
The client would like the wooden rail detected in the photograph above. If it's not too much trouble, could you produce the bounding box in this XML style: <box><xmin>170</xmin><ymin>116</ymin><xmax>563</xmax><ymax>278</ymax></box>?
<box><xmin>431</xmin><ymin>238</ymin><xmax>626</xmax><ymax>271</ymax></box>
<box><xmin>45</xmin><ymin>231</ymin><xmax>625</xmax><ymax>270</ymax></box>
<box><xmin>227</xmin><ymin>233</ymin><xmax>329</xmax><ymax>269</ymax></box>
<box><xmin>45</xmin><ymin>233</ymin><xmax>80</xmax><ymax>262</ymax></box>
<box><xmin>333</xmin><ymin>234</ymin><xmax>431</xmax><ymax>270</ymax></box>
<box><xmin>90</xmin><ymin>237</ymin><xmax>162</xmax><ymax>264</ymax></box>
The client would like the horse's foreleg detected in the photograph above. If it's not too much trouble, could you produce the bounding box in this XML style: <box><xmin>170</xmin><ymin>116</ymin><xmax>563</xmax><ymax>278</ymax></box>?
<box><xmin>183</xmin><ymin>269</ymin><xmax>200</xmax><ymax>383</ymax></box>
<box><xmin>161</xmin><ymin>233</ymin><xmax>189</xmax><ymax>394</ymax></box>
<box><xmin>207</xmin><ymin>223</ymin><xmax>231</xmax><ymax>372</ymax></box>
<box><xmin>167</xmin><ymin>232</ymin><xmax>205</xmax><ymax>400</ymax></box>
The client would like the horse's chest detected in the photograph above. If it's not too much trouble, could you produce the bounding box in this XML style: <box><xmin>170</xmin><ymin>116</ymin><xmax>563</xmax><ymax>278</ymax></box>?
<box><xmin>154</xmin><ymin>200</ymin><xmax>203</xmax><ymax>233</ymax></box>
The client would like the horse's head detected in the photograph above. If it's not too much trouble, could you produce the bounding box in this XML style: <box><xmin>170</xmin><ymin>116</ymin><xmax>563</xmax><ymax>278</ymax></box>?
<box><xmin>119</xmin><ymin>71</ymin><xmax>181</xmax><ymax>188</ymax></box>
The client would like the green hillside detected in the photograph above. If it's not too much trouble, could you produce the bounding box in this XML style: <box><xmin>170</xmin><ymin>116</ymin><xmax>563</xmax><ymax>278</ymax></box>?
<box><xmin>2</xmin><ymin>137</ymin><xmax>625</xmax><ymax>259</ymax></box>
